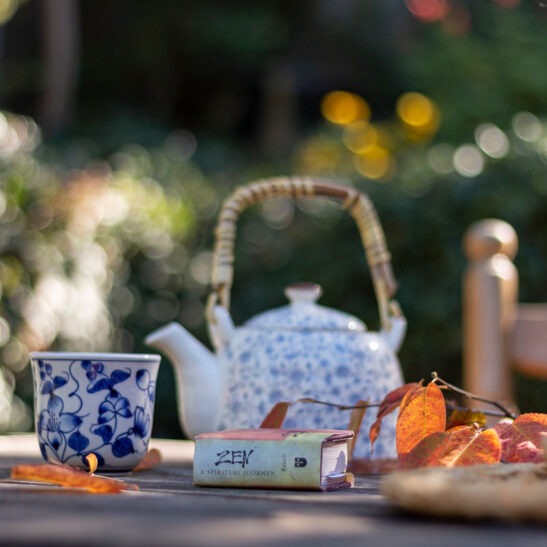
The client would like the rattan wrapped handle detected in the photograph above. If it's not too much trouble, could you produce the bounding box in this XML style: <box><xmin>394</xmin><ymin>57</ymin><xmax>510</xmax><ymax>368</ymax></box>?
<box><xmin>206</xmin><ymin>176</ymin><xmax>402</xmax><ymax>330</ymax></box>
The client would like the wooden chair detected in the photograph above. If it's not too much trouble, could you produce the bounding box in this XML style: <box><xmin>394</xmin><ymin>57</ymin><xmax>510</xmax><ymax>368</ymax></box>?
<box><xmin>463</xmin><ymin>219</ymin><xmax>547</xmax><ymax>409</ymax></box>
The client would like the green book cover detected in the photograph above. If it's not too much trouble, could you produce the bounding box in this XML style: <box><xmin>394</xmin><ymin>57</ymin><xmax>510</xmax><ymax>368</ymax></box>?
<box><xmin>193</xmin><ymin>428</ymin><xmax>354</xmax><ymax>491</ymax></box>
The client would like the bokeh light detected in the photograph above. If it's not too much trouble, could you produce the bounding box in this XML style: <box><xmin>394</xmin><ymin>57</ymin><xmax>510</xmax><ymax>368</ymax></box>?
<box><xmin>0</xmin><ymin>111</ymin><xmax>41</xmax><ymax>157</ymax></box>
<box><xmin>396</xmin><ymin>92</ymin><xmax>440</xmax><ymax>140</ymax></box>
<box><xmin>262</xmin><ymin>198</ymin><xmax>294</xmax><ymax>230</ymax></box>
<box><xmin>342</xmin><ymin>122</ymin><xmax>379</xmax><ymax>154</ymax></box>
<box><xmin>453</xmin><ymin>144</ymin><xmax>485</xmax><ymax>177</ymax></box>
<box><xmin>537</xmin><ymin>136</ymin><xmax>547</xmax><ymax>165</ymax></box>
<box><xmin>427</xmin><ymin>143</ymin><xmax>455</xmax><ymax>174</ymax></box>
<box><xmin>512</xmin><ymin>112</ymin><xmax>543</xmax><ymax>142</ymax></box>
<box><xmin>354</xmin><ymin>144</ymin><xmax>393</xmax><ymax>180</ymax></box>
<box><xmin>405</xmin><ymin>0</ymin><xmax>449</xmax><ymax>22</ymax></box>
<box><xmin>295</xmin><ymin>135</ymin><xmax>342</xmax><ymax>173</ymax></box>
<box><xmin>321</xmin><ymin>91</ymin><xmax>370</xmax><ymax>125</ymax></box>
<box><xmin>474</xmin><ymin>123</ymin><xmax>509</xmax><ymax>159</ymax></box>
<box><xmin>0</xmin><ymin>0</ymin><xmax>19</xmax><ymax>25</ymax></box>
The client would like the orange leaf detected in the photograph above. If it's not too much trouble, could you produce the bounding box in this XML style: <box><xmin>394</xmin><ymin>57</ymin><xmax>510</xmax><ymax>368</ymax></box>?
<box><xmin>494</xmin><ymin>412</ymin><xmax>547</xmax><ymax>463</ymax></box>
<box><xmin>85</xmin><ymin>453</ymin><xmax>99</xmax><ymax>474</ymax></box>
<box><xmin>399</xmin><ymin>425</ymin><xmax>501</xmax><ymax>469</ymax></box>
<box><xmin>11</xmin><ymin>464</ymin><xmax>138</xmax><ymax>494</ymax></box>
<box><xmin>449</xmin><ymin>428</ymin><xmax>501</xmax><ymax>466</ymax></box>
<box><xmin>347</xmin><ymin>400</ymin><xmax>368</xmax><ymax>461</ymax></box>
<box><xmin>133</xmin><ymin>448</ymin><xmax>162</xmax><ymax>471</ymax></box>
<box><xmin>260</xmin><ymin>401</ymin><xmax>290</xmax><ymax>428</ymax></box>
<box><xmin>396</xmin><ymin>381</ymin><xmax>446</xmax><ymax>456</ymax></box>
<box><xmin>369</xmin><ymin>382</ymin><xmax>420</xmax><ymax>449</ymax></box>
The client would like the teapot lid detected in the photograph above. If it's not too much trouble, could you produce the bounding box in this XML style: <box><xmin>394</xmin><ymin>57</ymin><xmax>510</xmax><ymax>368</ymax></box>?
<box><xmin>244</xmin><ymin>283</ymin><xmax>366</xmax><ymax>332</ymax></box>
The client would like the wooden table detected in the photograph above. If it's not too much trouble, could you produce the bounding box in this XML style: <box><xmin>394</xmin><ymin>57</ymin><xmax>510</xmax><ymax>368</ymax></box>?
<box><xmin>0</xmin><ymin>435</ymin><xmax>544</xmax><ymax>546</ymax></box>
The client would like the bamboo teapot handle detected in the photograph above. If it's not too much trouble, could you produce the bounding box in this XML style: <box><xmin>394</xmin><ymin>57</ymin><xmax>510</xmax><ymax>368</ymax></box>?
<box><xmin>206</xmin><ymin>176</ymin><xmax>403</xmax><ymax>330</ymax></box>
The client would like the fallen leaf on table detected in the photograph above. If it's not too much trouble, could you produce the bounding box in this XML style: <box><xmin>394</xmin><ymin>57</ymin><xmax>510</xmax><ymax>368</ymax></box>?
<box><xmin>85</xmin><ymin>453</ymin><xmax>99</xmax><ymax>473</ymax></box>
<box><xmin>494</xmin><ymin>413</ymin><xmax>547</xmax><ymax>463</ymax></box>
<box><xmin>133</xmin><ymin>448</ymin><xmax>162</xmax><ymax>471</ymax></box>
<box><xmin>11</xmin><ymin>464</ymin><xmax>139</xmax><ymax>494</ymax></box>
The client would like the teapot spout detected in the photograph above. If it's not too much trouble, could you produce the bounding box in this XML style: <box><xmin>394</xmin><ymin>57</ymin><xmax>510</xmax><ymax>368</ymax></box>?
<box><xmin>145</xmin><ymin>322</ymin><xmax>222</xmax><ymax>438</ymax></box>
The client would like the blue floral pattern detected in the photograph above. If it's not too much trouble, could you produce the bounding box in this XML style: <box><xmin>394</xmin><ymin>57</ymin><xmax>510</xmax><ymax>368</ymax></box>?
<box><xmin>217</xmin><ymin>328</ymin><xmax>403</xmax><ymax>458</ymax></box>
<box><xmin>32</xmin><ymin>356</ymin><xmax>159</xmax><ymax>471</ymax></box>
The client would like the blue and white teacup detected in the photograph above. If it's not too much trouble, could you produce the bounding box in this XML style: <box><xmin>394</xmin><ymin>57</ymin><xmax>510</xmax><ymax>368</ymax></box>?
<box><xmin>30</xmin><ymin>352</ymin><xmax>161</xmax><ymax>471</ymax></box>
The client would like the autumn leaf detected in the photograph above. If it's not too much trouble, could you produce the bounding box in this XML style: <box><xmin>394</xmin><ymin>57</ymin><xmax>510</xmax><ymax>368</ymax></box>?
<box><xmin>396</xmin><ymin>381</ymin><xmax>446</xmax><ymax>456</ymax></box>
<box><xmin>494</xmin><ymin>413</ymin><xmax>547</xmax><ymax>463</ymax></box>
<box><xmin>11</xmin><ymin>464</ymin><xmax>138</xmax><ymax>494</ymax></box>
<box><xmin>399</xmin><ymin>426</ymin><xmax>501</xmax><ymax>469</ymax></box>
<box><xmin>85</xmin><ymin>453</ymin><xmax>99</xmax><ymax>474</ymax></box>
<box><xmin>369</xmin><ymin>382</ymin><xmax>420</xmax><ymax>450</ymax></box>
<box><xmin>260</xmin><ymin>401</ymin><xmax>291</xmax><ymax>428</ymax></box>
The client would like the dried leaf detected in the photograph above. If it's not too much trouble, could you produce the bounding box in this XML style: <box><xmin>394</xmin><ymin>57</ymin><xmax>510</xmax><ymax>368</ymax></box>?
<box><xmin>494</xmin><ymin>413</ymin><xmax>547</xmax><ymax>463</ymax></box>
<box><xmin>446</xmin><ymin>409</ymin><xmax>487</xmax><ymax>429</ymax></box>
<box><xmin>260</xmin><ymin>401</ymin><xmax>291</xmax><ymax>428</ymax></box>
<box><xmin>85</xmin><ymin>453</ymin><xmax>99</xmax><ymax>474</ymax></box>
<box><xmin>399</xmin><ymin>425</ymin><xmax>501</xmax><ymax>469</ymax></box>
<box><xmin>346</xmin><ymin>399</ymin><xmax>368</xmax><ymax>461</ymax></box>
<box><xmin>396</xmin><ymin>381</ymin><xmax>446</xmax><ymax>457</ymax></box>
<box><xmin>11</xmin><ymin>464</ymin><xmax>138</xmax><ymax>494</ymax></box>
<box><xmin>369</xmin><ymin>382</ymin><xmax>420</xmax><ymax>449</ymax></box>
<box><xmin>133</xmin><ymin>448</ymin><xmax>162</xmax><ymax>471</ymax></box>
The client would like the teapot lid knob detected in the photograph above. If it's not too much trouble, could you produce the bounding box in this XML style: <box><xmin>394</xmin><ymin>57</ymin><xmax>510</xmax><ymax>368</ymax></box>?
<box><xmin>284</xmin><ymin>282</ymin><xmax>322</xmax><ymax>305</ymax></box>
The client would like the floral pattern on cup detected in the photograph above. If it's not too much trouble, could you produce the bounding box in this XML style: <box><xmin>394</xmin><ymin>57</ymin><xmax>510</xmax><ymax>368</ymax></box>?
<box><xmin>31</xmin><ymin>353</ymin><xmax>160</xmax><ymax>471</ymax></box>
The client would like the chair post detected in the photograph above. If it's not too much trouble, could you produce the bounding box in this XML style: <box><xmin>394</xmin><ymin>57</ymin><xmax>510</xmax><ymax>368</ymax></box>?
<box><xmin>462</xmin><ymin>219</ymin><xmax>518</xmax><ymax>409</ymax></box>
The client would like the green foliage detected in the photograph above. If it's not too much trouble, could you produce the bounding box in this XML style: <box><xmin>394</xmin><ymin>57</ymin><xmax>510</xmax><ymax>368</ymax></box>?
<box><xmin>0</xmin><ymin>1</ymin><xmax>545</xmax><ymax>437</ymax></box>
<box><xmin>402</xmin><ymin>5</ymin><xmax>547</xmax><ymax>141</ymax></box>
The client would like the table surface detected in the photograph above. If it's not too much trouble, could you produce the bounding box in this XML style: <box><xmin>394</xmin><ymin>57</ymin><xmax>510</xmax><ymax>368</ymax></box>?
<box><xmin>0</xmin><ymin>435</ymin><xmax>544</xmax><ymax>546</ymax></box>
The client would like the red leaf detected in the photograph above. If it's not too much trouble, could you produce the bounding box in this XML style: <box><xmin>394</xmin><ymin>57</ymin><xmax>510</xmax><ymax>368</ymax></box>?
<box><xmin>396</xmin><ymin>381</ymin><xmax>446</xmax><ymax>456</ymax></box>
<box><xmin>399</xmin><ymin>425</ymin><xmax>501</xmax><ymax>469</ymax></box>
<box><xmin>259</xmin><ymin>402</ymin><xmax>290</xmax><ymax>428</ymax></box>
<box><xmin>369</xmin><ymin>382</ymin><xmax>420</xmax><ymax>449</ymax></box>
<box><xmin>494</xmin><ymin>413</ymin><xmax>547</xmax><ymax>463</ymax></box>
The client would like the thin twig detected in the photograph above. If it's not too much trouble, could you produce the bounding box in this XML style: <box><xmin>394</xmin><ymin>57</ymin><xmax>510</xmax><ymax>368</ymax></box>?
<box><xmin>297</xmin><ymin>388</ymin><xmax>515</xmax><ymax>419</ymax></box>
<box><xmin>431</xmin><ymin>372</ymin><xmax>517</xmax><ymax>419</ymax></box>
<box><xmin>296</xmin><ymin>397</ymin><xmax>381</xmax><ymax>411</ymax></box>
<box><xmin>444</xmin><ymin>401</ymin><xmax>509</xmax><ymax>419</ymax></box>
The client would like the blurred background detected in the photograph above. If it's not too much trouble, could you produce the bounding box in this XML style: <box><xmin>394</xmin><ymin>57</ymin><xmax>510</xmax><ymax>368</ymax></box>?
<box><xmin>0</xmin><ymin>0</ymin><xmax>545</xmax><ymax>438</ymax></box>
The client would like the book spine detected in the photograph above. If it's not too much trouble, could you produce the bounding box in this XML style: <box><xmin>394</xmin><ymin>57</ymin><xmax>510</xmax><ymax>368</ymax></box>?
<box><xmin>193</xmin><ymin>438</ymin><xmax>324</xmax><ymax>489</ymax></box>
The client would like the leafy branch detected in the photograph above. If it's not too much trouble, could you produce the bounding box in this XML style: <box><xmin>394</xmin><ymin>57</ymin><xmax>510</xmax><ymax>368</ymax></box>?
<box><xmin>292</xmin><ymin>372</ymin><xmax>517</xmax><ymax>419</ymax></box>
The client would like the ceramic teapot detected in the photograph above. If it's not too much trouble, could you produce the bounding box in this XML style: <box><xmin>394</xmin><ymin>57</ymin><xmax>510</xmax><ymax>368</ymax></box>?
<box><xmin>146</xmin><ymin>177</ymin><xmax>406</xmax><ymax>458</ymax></box>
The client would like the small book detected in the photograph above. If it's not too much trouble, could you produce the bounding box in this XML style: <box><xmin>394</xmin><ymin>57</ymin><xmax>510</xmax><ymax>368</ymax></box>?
<box><xmin>193</xmin><ymin>428</ymin><xmax>354</xmax><ymax>491</ymax></box>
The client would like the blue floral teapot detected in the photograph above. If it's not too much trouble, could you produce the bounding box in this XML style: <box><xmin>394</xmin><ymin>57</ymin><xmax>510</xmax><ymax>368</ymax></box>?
<box><xmin>146</xmin><ymin>177</ymin><xmax>406</xmax><ymax>458</ymax></box>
